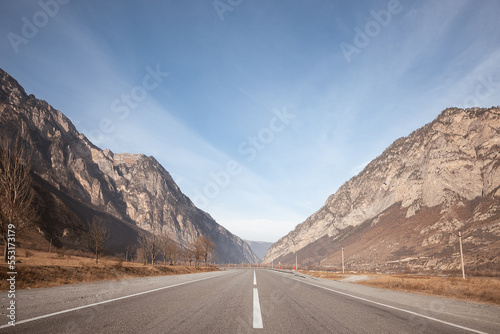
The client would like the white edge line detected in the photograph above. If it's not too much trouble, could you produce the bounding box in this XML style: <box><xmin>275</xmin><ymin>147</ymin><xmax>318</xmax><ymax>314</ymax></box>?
<box><xmin>1</xmin><ymin>272</ymin><xmax>230</xmax><ymax>329</ymax></box>
<box><xmin>253</xmin><ymin>287</ymin><xmax>263</xmax><ymax>329</ymax></box>
<box><xmin>271</xmin><ymin>271</ymin><xmax>488</xmax><ymax>334</ymax></box>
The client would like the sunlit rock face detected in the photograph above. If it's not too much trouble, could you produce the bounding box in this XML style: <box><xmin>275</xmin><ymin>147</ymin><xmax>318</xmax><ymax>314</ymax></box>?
<box><xmin>264</xmin><ymin>107</ymin><xmax>500</xmax><ymax>271</ymax></box>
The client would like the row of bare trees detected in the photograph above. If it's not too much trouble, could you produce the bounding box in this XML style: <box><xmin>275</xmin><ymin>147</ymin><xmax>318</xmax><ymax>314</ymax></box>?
<box><xmin>191</xmin><ymin>235</ymin><xmax>216</xmax><ymax>268</ymax></box>
<box><xmin>136</xmin><ymin>221</ymin><xmax>181</xmax><ymax>266</ymax></box>
<box><xmin>133</xmin><ymin>211</ymin><xmax>216</xmax><ymax>267</ymax></box>
<box><xmin>135</xmin><ymin>226</ymin><xmax>216</xmax><ymax>267</ymax></box>
<box><xmin>86</xmin><ymin>215</ymin><xmax>217</xmax><ymax>267</ymax></box>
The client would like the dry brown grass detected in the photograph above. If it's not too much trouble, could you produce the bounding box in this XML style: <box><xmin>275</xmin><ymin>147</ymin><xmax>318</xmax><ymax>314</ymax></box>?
<box><xmin>303</xmin><ymin>269</ymin><xmax>500</xmax><ymax>305</ymax></box>
<box><xmin>358</xmin><ymin>274</ymin><xmax>500</xmax><ymax>305</ymax></box>
<box><xmin>15</xmin><ymin>249</ymin><xmax>121</xmax><ymax>267</ymax></box>
<box><xmin>299</xmin><ymin>270</ymin><xmax>348</xmax><ymax>281</ymax></box>
<box><xmin>0</xmin><ymin>249</ymin><xmax>219</xmax><ymax>290</ymax></box>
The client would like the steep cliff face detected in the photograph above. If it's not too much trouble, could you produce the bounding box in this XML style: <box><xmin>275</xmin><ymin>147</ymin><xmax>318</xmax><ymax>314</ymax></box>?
<box><xmin>0</xmin><ymin>68</ymin><xmax>258</xmax><ymax>263</ymax></box>
<box><xmin>264</xmin><ymin>107</ymin><xmax>500</xmax><ymax>271</ymax></box>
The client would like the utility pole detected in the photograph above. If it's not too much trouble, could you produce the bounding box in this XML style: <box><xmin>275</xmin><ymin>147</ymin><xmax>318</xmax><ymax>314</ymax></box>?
<box><xmin>459</xmin><ymin>230</ymin><xmax>465</xmax><ymax>280</ymax></box>
<box><xmin>295</xmin><ymin>253</ymin><xmax>298</xmax><ymax>271</ymax></box>
<box><xmin>342</xmin><ymin>247</ymin><xmax>345</xmax><ymax>274</ymax></box>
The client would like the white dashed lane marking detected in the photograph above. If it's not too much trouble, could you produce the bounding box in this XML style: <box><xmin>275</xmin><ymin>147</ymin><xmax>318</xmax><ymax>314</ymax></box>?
<box><xmin>253</xmin><ymin>270</ymin><xmax>263</xmax><ymax>329</ymax></box>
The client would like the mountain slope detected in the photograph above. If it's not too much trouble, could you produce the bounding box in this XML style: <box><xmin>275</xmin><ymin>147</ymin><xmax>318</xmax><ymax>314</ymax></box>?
<box><xmin>243</xmin><ymin>240</ymin><xmax>274</xmax><ymax>261</ymax></box>
<box><xmin>0</xmin><ymin>68</ymin><xmax>258</xmax><ymax>263</ymax></box>
<box><xmin>264</xmin><ymin>107</ymin><xmax>500</xmax><ymax>271</ymax></box>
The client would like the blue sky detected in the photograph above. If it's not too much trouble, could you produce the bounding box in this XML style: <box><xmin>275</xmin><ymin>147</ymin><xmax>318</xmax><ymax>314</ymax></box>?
<box><xmin>1</xmin><ymin>0</ymin><xmax>499</xmax><ymax>242</ymax></box>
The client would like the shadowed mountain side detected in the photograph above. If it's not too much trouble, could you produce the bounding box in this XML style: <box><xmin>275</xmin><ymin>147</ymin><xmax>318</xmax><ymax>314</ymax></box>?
<box><xmin>30</xmin><ymin>174</ymin><xmax>142</xmax><ymax>253</ymax></box>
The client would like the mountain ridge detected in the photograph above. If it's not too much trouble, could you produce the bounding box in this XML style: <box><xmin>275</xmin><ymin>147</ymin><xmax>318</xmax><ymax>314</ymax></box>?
<box><xmin>243</xmin><ymin>240</ymin><xmax>274</xmax><ymax>261</ymax></box>
<box><xmin>263</xmin><ymin>107</ymin><xmax>500</xmax><ymax>272</ymax></box>
<box><xmin>0</xmin><ymin>67</ymin><xmax>258</xmax><ymax>263</ymax></box>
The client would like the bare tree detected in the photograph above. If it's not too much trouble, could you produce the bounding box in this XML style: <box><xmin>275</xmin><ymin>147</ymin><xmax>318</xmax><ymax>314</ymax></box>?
<box><xmin>168</xmin><ymin>241</ymin><xmax>179</xmax><ymax>265</ymax></box>
<box><xmin>125</xmin><ymin>244</ymin><xmax>136</xmax><ymax>262</ymax></box>
<box><xmin>183</xmin><ymin>247</ymin><xmax>194</xmax><ymax>266</ymax></box>
<box><xmin>160</xmin><ymin>232</ymin><xmax>179</xmax><ymax>266</ymax></box>
<box><xmin>199</xmin><ymin>236</ymin><xmax>216</xmax><ymax>267</ymax></box>
<box><xmin>189</xmin><ymin>237</ymin><xmax>204</xmax><ymax>268</ymax></box>
<box><xmin>0</xmin><ymin>136</ymin><xmax>38</xmax><ymax>262</ymax></box>
<box><xmin>135</xmin><ymin>247</ymin><xmax>147</xmax><ymax>265</ymax></box>
<box><xmin>137</xmin><ymin>232</ymin><xmax>158</xmax><ymax>266</ymax></box>
<box><xmin>159</xmin><ymin>232</ymin><xmax>171</xmax><ymax>266</ymax></box>
<box><xmin>138</xmin><ymin>216</ymin><xmax>161</xmax><ymax>266</ymax></box>
<box><xmin>87</xmin><ymin>216</ymin><xmax>109</xmax><ymax>264</ymax></box>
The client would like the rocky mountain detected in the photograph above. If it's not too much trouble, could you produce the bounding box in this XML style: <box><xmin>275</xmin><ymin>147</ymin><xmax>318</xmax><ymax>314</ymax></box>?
<box><xmin>264</xmin><ymin>107</ymin><xmax>500</xmax><ymax>272</ymax></box>
<box><xmin>243</xmin><ymin>240</ymin><xmax>274</xmax><ymax>261</ymax></box>
<box><xmin>0</xmin><ymin>68</ymin><xmax>258</xmax><ymax>263</ymax></box>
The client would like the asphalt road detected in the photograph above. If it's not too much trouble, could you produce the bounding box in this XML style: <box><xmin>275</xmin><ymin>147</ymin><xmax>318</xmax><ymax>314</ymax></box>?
<box><xmin>1</xmin><ymin>269</ymin><xmax>499</xmax><ymax>333</ymax></box>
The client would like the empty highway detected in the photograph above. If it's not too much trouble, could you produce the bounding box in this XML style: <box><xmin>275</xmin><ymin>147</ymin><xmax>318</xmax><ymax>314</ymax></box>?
<box><xmin>1</xmin><ymin>269</ymin><xmax>499</xmax><ymax>333</ymax></box>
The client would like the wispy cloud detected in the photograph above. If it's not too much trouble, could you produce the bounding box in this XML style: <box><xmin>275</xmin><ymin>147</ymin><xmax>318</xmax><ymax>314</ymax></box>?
<box><xmin>1</xmin><ymin>0</ymin><xmax>498</xmax><ymax>242</ymax></box>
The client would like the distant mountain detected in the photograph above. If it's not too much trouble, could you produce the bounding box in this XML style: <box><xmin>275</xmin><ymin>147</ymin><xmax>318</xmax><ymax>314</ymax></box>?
<box><xmin>264</xmin><ymin>107</ymin><xmax>500</xmax><ymax>272</ymax></box>
<box><xmin>243</xmin><ymin>240</ymin><xmax>274</xmax><ymax>262</ymax></box>
<box><xmin>0</xmin><ymin>68</ymin><xmax>258</xmax><ymax>263</ymax></box>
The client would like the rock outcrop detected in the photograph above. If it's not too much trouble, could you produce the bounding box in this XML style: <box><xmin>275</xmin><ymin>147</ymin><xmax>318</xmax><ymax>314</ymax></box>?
<box><xmin>264</xmin><ymin>107</ymin><xmax>500</xmax><ymax>272</ymax></box>
<box><xmin>0</xmin><ymin>68</ymin><xmax>258</xmax><ymax>263</ymax></box>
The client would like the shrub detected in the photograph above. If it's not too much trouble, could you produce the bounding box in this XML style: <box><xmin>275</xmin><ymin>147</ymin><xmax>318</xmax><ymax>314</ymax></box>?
<box><xmin>24</xmin><ymin>250</ymin><xmax>34</xmax><ymax>258</ymax></box>
<box><xmin>113</xmin><ymin>259</ymin><xmax>124</xmax><ymax>269</ymax></box>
